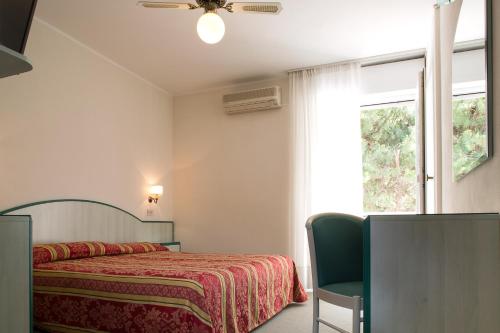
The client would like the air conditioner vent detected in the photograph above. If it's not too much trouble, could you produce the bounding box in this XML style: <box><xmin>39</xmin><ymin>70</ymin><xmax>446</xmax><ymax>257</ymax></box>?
<box><xmin>223</xmin><ymin>86</ymin><xmax>282</xmax><ymax>114</ymax></box>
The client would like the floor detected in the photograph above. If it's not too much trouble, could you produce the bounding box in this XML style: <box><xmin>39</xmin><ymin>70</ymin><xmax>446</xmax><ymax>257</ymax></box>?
<box><xmin>253</xmin><ymin>294</ymin><xmax>359</xmax><ymax>333</ymax></box>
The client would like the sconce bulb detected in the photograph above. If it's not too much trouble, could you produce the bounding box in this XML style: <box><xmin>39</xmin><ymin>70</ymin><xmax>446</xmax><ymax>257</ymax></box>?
<box><xmin>197</xmin><ymin>12</ymin><xmax>225</xmax><ymax>44</ymax></box>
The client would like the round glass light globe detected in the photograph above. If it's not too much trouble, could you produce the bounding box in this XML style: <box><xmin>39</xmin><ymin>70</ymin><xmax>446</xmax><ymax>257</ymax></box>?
<box><xmin>197</xmin><ymin>12</ymin><xmax>225</xmax><ymax>44</ymax></box>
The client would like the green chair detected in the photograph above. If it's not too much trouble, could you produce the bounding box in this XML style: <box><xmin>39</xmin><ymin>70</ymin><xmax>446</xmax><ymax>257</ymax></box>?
<box><xmin>306</xmin><ymin>213</ymin><xmax>364</xmax><ymax>333</ymax></box>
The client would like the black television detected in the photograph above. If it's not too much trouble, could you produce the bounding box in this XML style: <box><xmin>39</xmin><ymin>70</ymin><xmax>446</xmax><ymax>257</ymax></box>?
<box><xmin>0</xmin><ymin>0</ymin><xmax>38</xmax><ymax>54</ymax></box>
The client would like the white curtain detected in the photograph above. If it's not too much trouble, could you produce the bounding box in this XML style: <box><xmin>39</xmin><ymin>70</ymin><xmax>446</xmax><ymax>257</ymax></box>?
<box><xmin>427</xmin><ymin>0</ymin><xmax>463</xmax><ymax>213</ymax></box>
<box><xmin>289</xmin><ymin>62</ymin><xmax>364</xmax><ymax>289</ymax></box>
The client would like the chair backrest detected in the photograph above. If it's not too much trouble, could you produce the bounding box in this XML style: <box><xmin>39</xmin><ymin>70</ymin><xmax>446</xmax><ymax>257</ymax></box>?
<box><xmin>306</xmin><ymin>213</ymin><xmax>363</xmax><ymax>289</ymax></box>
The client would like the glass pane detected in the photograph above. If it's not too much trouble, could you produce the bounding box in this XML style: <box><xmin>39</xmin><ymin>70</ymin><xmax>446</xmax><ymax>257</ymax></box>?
<box><xmin>361</xmin><ymin>102</ymin><xmax>417</xmax><ymax>213</ymax></box>
<box><xmin>452</xmin><ymin>94</ymin><xmax>488</xmax><ymax>180</ymax></box>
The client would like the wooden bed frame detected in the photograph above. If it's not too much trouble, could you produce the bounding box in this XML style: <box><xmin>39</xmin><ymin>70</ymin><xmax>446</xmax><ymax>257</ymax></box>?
<box><xmin>0</xmin><ymin>199</ymin><xmax>175</xmax><ymax>244</ymax></box>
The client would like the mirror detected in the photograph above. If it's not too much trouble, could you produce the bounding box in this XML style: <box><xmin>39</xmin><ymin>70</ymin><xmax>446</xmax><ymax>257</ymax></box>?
<box><xmin>452</xmin><ymin>0</ymin><xmax>493</xmax><ymax>181</ymax></box>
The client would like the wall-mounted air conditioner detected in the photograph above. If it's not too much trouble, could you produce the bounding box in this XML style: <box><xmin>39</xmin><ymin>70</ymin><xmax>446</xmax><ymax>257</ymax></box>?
<box><xmin>223</xmin><ymin>86</ymin><xmax>282</xmax><ymax>114</ymax></box>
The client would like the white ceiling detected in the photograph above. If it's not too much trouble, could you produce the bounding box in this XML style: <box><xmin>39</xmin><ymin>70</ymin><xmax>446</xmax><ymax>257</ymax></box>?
<box><xmin>35</xmin><ymin>0</ymin><xmax>450</xmax><ymax>94</ymax></box>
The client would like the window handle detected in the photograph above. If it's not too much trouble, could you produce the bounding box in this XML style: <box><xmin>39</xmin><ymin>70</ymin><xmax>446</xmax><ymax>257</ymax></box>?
<box><xmin>426</xmin><ymin>174</ymin><xmax>434</xmax><ymax>181</ymax></box>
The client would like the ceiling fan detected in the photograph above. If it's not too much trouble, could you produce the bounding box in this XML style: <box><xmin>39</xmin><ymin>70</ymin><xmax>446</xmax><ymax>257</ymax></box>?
<box><xmin>138</xmin><ymin>1</ymin><xmax>283</xmax><ymax>44</ymax></box>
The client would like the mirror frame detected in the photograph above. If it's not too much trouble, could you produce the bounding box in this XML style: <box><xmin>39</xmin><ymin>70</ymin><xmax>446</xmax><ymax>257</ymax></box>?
<box><xmin>485</xmin><ymin>0</ymin><xmax>493</xmax><ymax>158</ymax></box>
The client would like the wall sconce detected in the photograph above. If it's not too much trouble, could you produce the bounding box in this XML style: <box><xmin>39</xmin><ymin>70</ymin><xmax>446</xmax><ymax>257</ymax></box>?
<box><xmin>148</xmin><ymin>185</ymin><xmax>163</xmax><ymax>204</ymax></box>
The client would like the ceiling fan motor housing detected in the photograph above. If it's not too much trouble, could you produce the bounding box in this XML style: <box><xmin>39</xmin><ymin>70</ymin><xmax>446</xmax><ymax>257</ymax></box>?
<box><xmin>196</xmin><ymin>0</ymin><xmax>228</xmax><ymax>11</ymax></box>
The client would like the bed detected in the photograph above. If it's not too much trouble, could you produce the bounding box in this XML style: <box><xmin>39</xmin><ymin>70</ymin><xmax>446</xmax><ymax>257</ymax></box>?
<box><xmin>0</xmin><ymin>199</ymin><xmax>307</xmax><ymax>333</ymax></box>
<box><xmin>33</xmin><ymin>242</ymin><xmax>307</xmax><ymax>333</ymax></box>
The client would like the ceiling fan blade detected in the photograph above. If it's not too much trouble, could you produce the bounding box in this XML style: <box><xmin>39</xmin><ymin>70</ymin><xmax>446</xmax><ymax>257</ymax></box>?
<box><xmin>225</xmin><ymin>2</ymin><xmax>282</xmax><ymax>14</ymax></box>
<box><xmin>137</xmin><ymin>1</ymin><xmax>198</xmax><ymax>10</ymax></box>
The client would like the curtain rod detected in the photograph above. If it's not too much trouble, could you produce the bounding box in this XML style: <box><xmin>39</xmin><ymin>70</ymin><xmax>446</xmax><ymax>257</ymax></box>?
<box><xmin>287</xmin><ymin>48</ymin><xmax>427</xmax><ymax>73</ymax></box>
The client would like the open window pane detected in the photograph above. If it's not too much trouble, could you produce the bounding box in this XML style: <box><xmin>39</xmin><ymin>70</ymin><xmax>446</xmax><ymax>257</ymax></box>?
<box><xmin>361</xmin><ymin>102</ymin><xmax>417</xmax><ymax>213</ymax></box>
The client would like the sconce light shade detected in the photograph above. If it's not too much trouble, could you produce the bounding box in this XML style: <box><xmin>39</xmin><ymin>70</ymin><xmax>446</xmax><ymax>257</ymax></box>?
<box><xmin>148</xmin><ymin>185</ymin><xmax>163</xmax><ymax>204</ymax></box>
<box><xmin>150</xmin><ymin>185</ymin><xmax>164</xmax><ymax>196</ymax></box>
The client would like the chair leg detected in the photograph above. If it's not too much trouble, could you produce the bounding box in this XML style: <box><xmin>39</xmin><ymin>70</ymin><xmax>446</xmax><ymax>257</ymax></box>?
<box><xmin>352</xmin><ymin>296</ymin><xmax>361</xmax><ymax>333</ymax></box>
<box><xmin>313</xmin><ymin>293</ymin><xmax>319</xmax><ymax>333</ymax></box>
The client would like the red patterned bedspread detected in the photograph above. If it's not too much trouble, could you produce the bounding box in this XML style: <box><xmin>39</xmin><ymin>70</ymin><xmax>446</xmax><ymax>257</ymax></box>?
<box><xmin>34</xmin><ymin>250</ymin><xmax>307</xmax><ymax>333</ymax></box>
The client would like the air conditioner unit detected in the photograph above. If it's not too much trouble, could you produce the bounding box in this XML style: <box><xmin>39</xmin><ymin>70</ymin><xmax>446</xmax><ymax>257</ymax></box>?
<box><xmin>223</xmin><ymin>86</ymin><xmax>282</xmax><ymax>114</ymax></box>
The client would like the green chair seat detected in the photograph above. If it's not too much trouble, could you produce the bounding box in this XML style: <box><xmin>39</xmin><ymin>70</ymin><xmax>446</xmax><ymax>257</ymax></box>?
<box><xmin>320</xmin><ymin>281</ymin><xmax>364</xmax><ymax>298</ymax></box>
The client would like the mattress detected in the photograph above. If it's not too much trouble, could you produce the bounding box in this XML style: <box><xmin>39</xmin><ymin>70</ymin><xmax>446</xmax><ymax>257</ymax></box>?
<box><xmin>33</xmin><ymin>243</ymin><xmax>307</xmax><ymax>333</ymax></box>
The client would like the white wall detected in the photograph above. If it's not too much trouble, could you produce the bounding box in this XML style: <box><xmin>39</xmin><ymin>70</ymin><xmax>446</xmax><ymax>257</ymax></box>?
<box><xmin>441</xmin><ymin>1</ymin><xmax>500</xmax><ymax>213</ymax></box>
<box><xmin>5</xmin><ymin>3</ymin><xmax>496</xmax><ymax>252</ymax></box>
<box><xmin>173</xmin><ymin>61</ymin><xmax>436</xmax><ymax>255</ymax></box>
<box><xmin>0</xmin><ymin>19</ymin><xmax>174</xmax><ymax>220</ymax></box>
<box><xmin>173</xmin><ymin>78</ymin><xmax>291</xmax><ymax>254</ymax></box>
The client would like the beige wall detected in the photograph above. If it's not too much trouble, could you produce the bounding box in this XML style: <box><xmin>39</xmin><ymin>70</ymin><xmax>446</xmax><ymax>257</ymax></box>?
<box><xmin>3</xmin><ymin>4</ymin><xmax>498</xmax><ymax>252</ymax></box>
<box><xmin>0</xmin><ymin>19</ymin><xmax>174</xmax><ymax>220</ymax></box>
<box><xmin>441</xmin><ymin>1</ymin><xmax>500</xmax><ymax>213</ymax></box>
<box><xmin>173</xmin><ymin>78</ymin><xmax>291</xmax><ymax>254</ymax></box>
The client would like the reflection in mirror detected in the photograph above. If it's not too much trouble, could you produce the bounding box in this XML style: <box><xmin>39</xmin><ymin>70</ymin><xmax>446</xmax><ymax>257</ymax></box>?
<box><xmin>452</xmin><ymin>0</ymin><xmax>492</xmax><ymax>181</ymax></box>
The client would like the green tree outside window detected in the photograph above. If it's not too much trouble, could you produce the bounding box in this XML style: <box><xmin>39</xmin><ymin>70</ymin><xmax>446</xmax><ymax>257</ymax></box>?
<box><xmin>361</xmin><ymin>103</ymin><xmax>417</xmax><ymax>213</ymax></box>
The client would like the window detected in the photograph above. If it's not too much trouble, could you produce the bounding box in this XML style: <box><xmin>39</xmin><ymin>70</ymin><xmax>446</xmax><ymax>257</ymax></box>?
<box><xmin>360</xmin><ymin>57</ymin><xmax>427</xmax><ymax>213</ymax></box>
<box><xmin>360</xmin><ymin>101</ymin><xmax>417</xmax><ymax>213</ymax></box>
